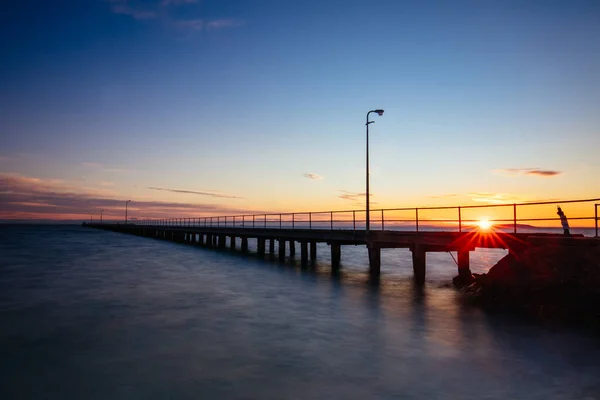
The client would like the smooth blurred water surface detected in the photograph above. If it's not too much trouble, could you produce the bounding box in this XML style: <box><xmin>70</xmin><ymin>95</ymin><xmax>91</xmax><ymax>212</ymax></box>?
<box><xmin>1</xmin><ymin>225</ymin><xmax>599</xmax><ymax>400</ymax></box>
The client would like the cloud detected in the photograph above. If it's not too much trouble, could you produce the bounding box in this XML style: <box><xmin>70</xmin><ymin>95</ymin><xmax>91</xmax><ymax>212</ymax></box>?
<box><xmin>494</xmin><ymin>168</ymin><xmax>562</xmax><ymax>177</ymax></box>
<box><xmin>337</xmin><ymin>190</ymin><xmax>376</xmax><ymax>206</ymax></box>
<box><xmin>205</xmin><ymin>19</ymin><xmax>241</xmax><ymax>30</ymax></box>
<box><xmin>82</xmin><ymin>162</ymin><xmax>133</xmax><ymax>174</ymax></box>
<box><xmin>303</xmin><ymin>173</ymin><xmax>323</xmax><ymax>181</ymax></box>
<box><xmin>176</xmin><ymin>18</ymin><xmax>241</xmax><ymax>31</ymax></box>
<box><xmin>526</xmin><ymin>170</ymin><xmax>561</xmax><ymax>177</ymax></box>
<box><xmin>106</xmin><ymin>0</ymin><xmax>241</xmax><ymax>30</ymax></box>
<box><xmin>468</xmin><ymin>192</ymin><xmax>522</xmax><ymax>204</ymax></box>
<box><xmin>108</xmin><ymin>1</ymin><xmax>157</xmax><ymax>20</ymax></box>
<box><xmin>429</xmin><ymin>193</ymin><xmax>460</xmax><ymax>199</ymax></box>
<box><xmin>148</xmin><ymin>186</ymin><xmax>243</xmax><ymax>199</ymax></box>
<box><xmin>160</xmin><ymin>0</ymin><xmax>198</xmax><ymax>5</ymax></box>
<box><xmin>0</xmin><ymin>173</ymin><xmax>257</xmax><ymax>220</ymax></box>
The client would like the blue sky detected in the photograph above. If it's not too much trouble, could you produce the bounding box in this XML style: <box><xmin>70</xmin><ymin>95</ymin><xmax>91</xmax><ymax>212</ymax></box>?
<box><xmin>1</xmin><ymin>0</ymin><xmax>599</xmax><ymax>221</ymax></box>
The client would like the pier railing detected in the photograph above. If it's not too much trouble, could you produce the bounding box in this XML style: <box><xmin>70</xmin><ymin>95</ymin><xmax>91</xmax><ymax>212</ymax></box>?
<box><xmin>134</xmin><ymin>198</ymin><xmax>600</xmax><ymax>236</ymax></box>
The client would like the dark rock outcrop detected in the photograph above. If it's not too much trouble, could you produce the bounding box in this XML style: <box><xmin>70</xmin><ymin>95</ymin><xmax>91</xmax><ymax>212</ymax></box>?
<box><xmin>460</xmin><ymin>239</ymin><xmax>600</xmax><ymax>326</ymax></box>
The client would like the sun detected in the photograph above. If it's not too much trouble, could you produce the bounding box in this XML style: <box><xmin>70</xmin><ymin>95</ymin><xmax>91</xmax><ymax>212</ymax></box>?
<box><xmin>477</xmin><ymin>218</ymin><xmax>493</xmax><ymax>230</ymax></box>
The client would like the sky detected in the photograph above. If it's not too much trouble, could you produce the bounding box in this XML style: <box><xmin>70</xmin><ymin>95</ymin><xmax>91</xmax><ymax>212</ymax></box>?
<box><xmin>1</xmin><ymin>0</ymin><xmax>599</xmax><ymax>224</ymax></box>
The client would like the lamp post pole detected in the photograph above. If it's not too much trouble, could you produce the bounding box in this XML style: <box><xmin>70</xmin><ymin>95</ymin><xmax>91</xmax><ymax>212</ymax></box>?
<box><xmin>125</xmin><ymin>200</ymin><xmax>131</xmax><ymax>224</ymax></box>
<box><xmin>365</xmin><ymin>109</ymin><xmax>384</xmax><ymax>236</ymax></box>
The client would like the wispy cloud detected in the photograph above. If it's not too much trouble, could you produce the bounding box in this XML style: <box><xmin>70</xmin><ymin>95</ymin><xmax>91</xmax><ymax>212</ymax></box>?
<box><xmin>468</xmin><ymin>192</ymin><xmax>522</xmax><ymax>204</ymax></box>
<box><xmin>176</xmin><ymin>18</ymin><xmax>241</xmax><ymax>31</ymax></box>
<box><xmin>148</xmin><ymin>186</ymin><xmax>243</xmax><ymax>199</ymax></box>
<box><xmin>303</xmin><ymin>173</ymin><xmax>323</xmax><ymax>181</ymax></box>
<box><xmin>106</xmin><ymin>0</ymin><xmax>241</xmax><ymax>30</ymax></box>
<box><xmin>338</xmin><ymin>190</ymin><xmax>367</xmax><ymax>202</ymax></box>
<box><xmin>160</xmin><ymin>0</ymin><xmax>198</xmax><ymax>5</ymax></box>
<box><xmin>337</xmin><ymin>190</ymin><xmax>376</xmax><ymax>206</ymax></box>
<box><xmin>81</xmin><ymin>162</ymin><xmax>133</xmax><ymax>174</ymax></box>
<box><xmin>0</xmin><ymin>173</ymin><xmax>255</xmax><ymax>220</ymax></box>
<box><xmin>429</xmin><ymin>193</ymin><xmax>460</xmax><ymax>199</ymax></box>
<box><xmin>526</xmin><ymin>170</ymin><xmax>561</xmax><ymax>177</ymax></box>
<box><xmin>494</xmin><ymin>168</ymin><xmax>562</xmax><ymax>177</ymax></box>
<box><xmin>108</xmin><ymin>0</ymin><xmax>157</xmax><ymax>20</ymax></box>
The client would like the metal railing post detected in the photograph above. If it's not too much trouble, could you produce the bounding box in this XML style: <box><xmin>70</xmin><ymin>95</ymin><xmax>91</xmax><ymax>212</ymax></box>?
<box><xmin>279</xmin><ymin>214</ymin><xmax>282</xmax><ymax>229</ymax></box>
<box><xmin>458</xmin><ymin>207</ymin><xmax>462</xmax><ymax>233</ymax></box>
<box><xmin>330</xmin><ymin>211</ymin><xmax>333</xmax><ymax>230</ymax></box>
<box><xmin>353</xmin><ymin>210</ymin><xmax>356</xmax><ymax>232</ymax></box>
<box><xmin>309</xmin><ymin>213</ymin><xmax>312</xmax><ymax>230</ymax></box>
<box><xmin>416</xmin><ymin>208</ymin><xmax>419</xmax><ymax>233</ymax></box>
<box><xmin>292</xmin><ymin>214</ymin><xmax>295</xmax><ymax>230</ymax></box>
<box><xmin>264</xmin><ymin>215</ymin><xmax>267</xmax><ymax>229</ymax></box>
<box><xmin>513</xmin><ymin>203</ymin><xmax>517</xmax><ymax>234</ymax></box>
<box><xmin>381</xmin><ymin>209</ymin><xmax>384</xmax><ymax>230</ymax></box>
<box><xmin>594</xmin><ymin>204</ymin><xmax>600</xmax><ymax>237</ymax></box>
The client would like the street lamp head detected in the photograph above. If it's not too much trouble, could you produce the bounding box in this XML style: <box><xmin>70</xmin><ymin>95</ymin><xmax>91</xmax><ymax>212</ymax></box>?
<box><xmin>375</xmin><ymin>109</ymin><xmax>384</xmax><ymax>116</ymax></box>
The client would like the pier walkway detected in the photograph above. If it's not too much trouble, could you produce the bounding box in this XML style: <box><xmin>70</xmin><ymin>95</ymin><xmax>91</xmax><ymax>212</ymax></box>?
<box><xmin>85</xmin><ymin>198</ymin><xmax>600</xmax><ymax>284</ymax></box>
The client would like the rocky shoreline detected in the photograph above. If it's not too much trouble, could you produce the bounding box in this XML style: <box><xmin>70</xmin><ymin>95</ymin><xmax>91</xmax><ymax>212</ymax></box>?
<box><xmin>455</xmin><ymin>239</ymin><xmax>600</xmax><ymax>328</ymax></box>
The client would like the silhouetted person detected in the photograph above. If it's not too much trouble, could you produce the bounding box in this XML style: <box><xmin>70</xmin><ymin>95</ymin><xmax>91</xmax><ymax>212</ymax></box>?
<box><xmin>557</xmin><ymin>206</ymin><xmax>570</xmax><ymax>236</ymax></box>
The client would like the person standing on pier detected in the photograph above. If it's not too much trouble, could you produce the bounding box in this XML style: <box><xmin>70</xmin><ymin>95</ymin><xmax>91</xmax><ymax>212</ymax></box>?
<box><xmin>557</xmin><ymin>206</ymin><xmax>570</xmax><ymax>236</ymax></box>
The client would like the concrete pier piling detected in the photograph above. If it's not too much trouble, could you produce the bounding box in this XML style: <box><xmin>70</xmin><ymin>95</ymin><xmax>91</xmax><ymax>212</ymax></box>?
<box><xmin>278</xmin><ymin>239</ymin><xmax>286</xmax><ymax>261</ymax></box>
<box><xmin>331</xmin><ymin>242</ymin><xmax>341</xmax><ymax>269</ymax></box>
<box><xmin>300</xmin><ymin>241</ymin><xmax>308</xmax><ymax>265</ymax></box>
<box><xmin>289</xmin><ymin>241</ymin><xmax>296</xmax><ymax>257</ymax></box>
<box><xmin>457</xmin><ymin>249</ymin><xmax>471</xmax><ymax>278</ymax></box>
<box><xmin>269</xmin><ymin>239</ymin><xmax>275</xmax><ymax>254</ymax></box>
<box><xmin>310</xmin><ymin>242</ymin><xmax>317</xmax><ymax>260</ymax></box>
<box><xmin>368</xmin><ymin>246</ymin><xmax>381</xmax><ymax>276</ymax></box>
<box><xmin>257</xmin><ymin>238</ymin><xmax>265</xmax><ymax>256</ymax></box>
<box><xmin>411</xmin><ymin>244</ymin><xmax>426</xmax><ymax>286</ymax></box>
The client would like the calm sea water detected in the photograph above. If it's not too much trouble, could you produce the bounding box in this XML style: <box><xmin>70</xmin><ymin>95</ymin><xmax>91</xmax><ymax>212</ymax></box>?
<box><xmin>1</xmin><ymin>225</ymin><xmax>599</xmax><ymax>400</ymax></box>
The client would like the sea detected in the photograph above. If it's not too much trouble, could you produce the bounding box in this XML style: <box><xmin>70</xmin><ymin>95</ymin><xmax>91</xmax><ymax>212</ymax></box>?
<box><xmin>1</xmin><ymin>224</ymin><xmax>599</xmax><ymax>400</ymax></box>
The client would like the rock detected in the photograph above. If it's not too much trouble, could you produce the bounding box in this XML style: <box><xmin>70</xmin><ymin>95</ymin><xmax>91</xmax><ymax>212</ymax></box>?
<box><xmin>460</xmin><ymin>240</ymin><xmax>600</xmax><ymax>326</ymax></box>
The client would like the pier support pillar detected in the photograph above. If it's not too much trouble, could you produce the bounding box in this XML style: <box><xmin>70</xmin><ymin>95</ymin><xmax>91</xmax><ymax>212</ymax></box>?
<box><xmin>218</xmin><ymin>235</ymin><xmax>226</xmax><ymax>249</ymax></box>
<box><xmin>289</xmin><ymin>241</ymin><xmax>296</xmax><ymax>257</ymax></box>
<box><xmin>300</xmin><ymin>242</ymin><xmax>308</xmax><ymax>265</ymax></box>
<box><xmin>241</xmin><ymin>237</ymin><xmax>248</xmax><ymax>253</ymax></box>
<box><xmin>457</xmin><ymin>250</ymin><xmax>471</xmax><ymax>277</ymax></box>
<box><xmin>257</xmin><ymin>238</ymin><xmax>266</xmax><ymax>255</ymax></box>
<box><xmin>368</xmin><ymin>246</ymin><xmax>381</xmax><ymax>276</ymax></box>
<box><xmin>206</xmin><ymin>234</ymin><xmax>213</xmax><ymax>247</ymax></box>
<box><xmin>278</xmin><ymin>239</ymin><xmax>286</xmax><ymax>261</ymax></box>
<box><xmin>411</xmin><ymin>245</ymin><xmax>426</xmax><ymax>286</ymax></box>
<box><xmin>269</xmin><ymin>239</ymin><xmax>275</xmax><ymax>254</ymax></box>
<box><xmin>331</xmin><ymin>242</ymin><xmax>341</xmax><ymax>269</ymax></box>
<box><xmin>230</xmin><ymin>236</ymin><xmax>236</xmax><ymax>250</ymax></box>
<box><xmin>310</xmin><ymin>242</ymin><xmax>317</xmax><ymax>260</ymax></box>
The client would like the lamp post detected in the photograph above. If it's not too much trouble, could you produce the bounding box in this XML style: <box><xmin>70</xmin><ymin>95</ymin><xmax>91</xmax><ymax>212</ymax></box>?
<box><xmin>366</xmin><ymin>109</ymin><xmax>384</xmax><ymax>235</ymax></box>
<box><xmin>100</xmin><ymin>209</ymin><xmax>104</xmax><ymax>224</ymax></box>
<box><xmin>125</xmin><ymin>200</ymin><xmax>131</xmax><ymax>224</ymax></box>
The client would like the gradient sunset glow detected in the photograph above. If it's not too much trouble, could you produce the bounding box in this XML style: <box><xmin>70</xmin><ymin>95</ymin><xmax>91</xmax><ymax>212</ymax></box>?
<box><xmin>1</xmin><ymin>1</ymin><xmax>599</xmax><ymax>224</ymax></box>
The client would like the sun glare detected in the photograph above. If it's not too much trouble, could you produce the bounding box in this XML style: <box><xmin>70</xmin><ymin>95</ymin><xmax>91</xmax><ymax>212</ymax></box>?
<box><xmin>477</xmin><ymin>218</ymin><xmax>493</xmax><ymax>230</ymax></box>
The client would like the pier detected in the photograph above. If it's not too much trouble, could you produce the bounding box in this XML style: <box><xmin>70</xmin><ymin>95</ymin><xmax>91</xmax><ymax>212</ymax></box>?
<box><xmin>85</xmin><ymin>198</ymin><xmax>600</xmax><ymax>284</ymax></box>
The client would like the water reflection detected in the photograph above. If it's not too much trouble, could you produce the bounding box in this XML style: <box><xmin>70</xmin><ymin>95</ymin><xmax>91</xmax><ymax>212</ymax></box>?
<box><xmin>1</xmin><ymin>226</ymin><xmax>600</xmax><ymax>400</ymax></box>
